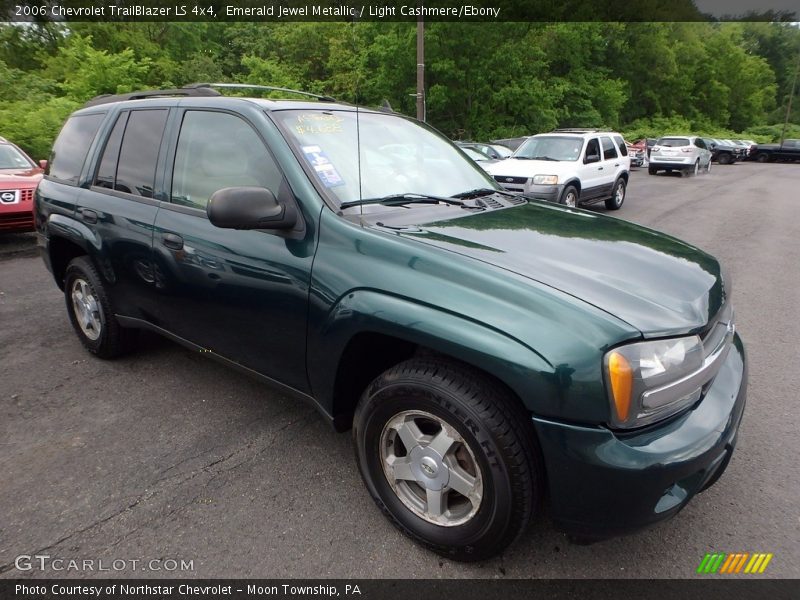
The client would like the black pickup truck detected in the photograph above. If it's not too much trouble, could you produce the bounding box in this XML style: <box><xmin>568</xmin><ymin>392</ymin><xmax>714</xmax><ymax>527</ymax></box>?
<box><xmin>753</xmin><ymin>139</ymin><xmax>800</xmax><ymax>162</ymax></box>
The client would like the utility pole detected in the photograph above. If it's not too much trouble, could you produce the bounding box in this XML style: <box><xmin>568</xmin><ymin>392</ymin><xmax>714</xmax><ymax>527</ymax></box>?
<box><xmin>780</xmin><ymin>46</ymin><xmax>800</xmax><ymax>145</ymax></box>
<box><xmin>416</xmin><ymin>18</ymin><xmax>425</xmax><ymax>122</ymax></box>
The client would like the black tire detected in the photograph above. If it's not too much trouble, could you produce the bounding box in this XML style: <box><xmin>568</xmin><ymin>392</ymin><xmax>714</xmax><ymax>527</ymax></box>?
<box><xmin>648</xmin><ymin>165</ymin><xmax>657</xmax><ymax>175</ymax></box>
<box><xmin>559</xmin><ymin>185</ymin><xmax>579</xmax><ymax>208</ymax></box>
<box><xmin>353</xmin><ymin>357</ymin><xmax>542</xmax><ymax>561</ymax></box>
<box><xmin>64</xmin><ymin>256</ymin><xmax>137</xmax><ymax>359</ymax></box>
<box><xmin>604</xmin><ymin>178</ymin><xmax>626</xmax><ymax>210</ymax></box>
<box><xmin>755</xmin><ymin>153</ymin><xmax>769</xmax><ymax>163</ymax></box>
<box><xmin>718</xmin><ymin>153</ymin><xmax>731</xmax><ymax>165</ymax></box>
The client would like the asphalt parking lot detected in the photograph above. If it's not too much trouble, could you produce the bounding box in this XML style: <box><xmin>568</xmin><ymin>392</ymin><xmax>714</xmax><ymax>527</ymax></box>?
<box><xmin>1</xmin><ymin>162</ymin><xmax>798</xmax><ymax>579</ymax></box>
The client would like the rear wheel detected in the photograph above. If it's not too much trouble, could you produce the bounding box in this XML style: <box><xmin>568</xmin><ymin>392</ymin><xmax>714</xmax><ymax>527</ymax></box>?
<box><xmin>604</xmin><ymin>178</ymin><xmax>626</xmax><ymax>210</ymax></box>
<box><xmin>353</xmin><ymin>358</ymin><xmax>542</xmax><ymax>561</ymax></box>
<box><xmin>755</xmin><ymin>153</ymin><xmax>769</xmax><ymax>163</ymax></box>
<box><xmin>64</xmin><ymin>256</ymin><xmax>137</xmax><ymax>358</ymax></box>
<box><xmin>648</xmin><ymin>165</ymin><xmax>657</xmax><ymax>175</ymax></box>
<box><xmin>690</xmin><ymin>160</ymin><xmax>700</xmax><ymax>176</ymax></box>
<box><xmin>705</xmin><ymin>157</ymin><xmax>712</xmax><ymax>173</ymax></box>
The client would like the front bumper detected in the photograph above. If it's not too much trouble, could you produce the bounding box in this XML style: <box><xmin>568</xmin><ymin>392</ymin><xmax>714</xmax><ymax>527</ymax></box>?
<box><xmin>533</xmin><ymin>332</ymin><xmax>747</xmax><ymax>538</ymax></box>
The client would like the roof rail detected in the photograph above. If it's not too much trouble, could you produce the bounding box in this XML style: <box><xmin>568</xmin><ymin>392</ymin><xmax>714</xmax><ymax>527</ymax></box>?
<box><xmin>83</xmin><ymin>82</ymin><xmax>336</xmax><ymax>108</ymax></box>
<box><xmin>84</xmin><ymin>86</ymin><xmax>222</xmax><ymax>107</ymax></box>
<box><xmin>186</xmin><ymin>83</ymin><xmax>335</xmax><ymax>102</ymax></box>
<box><xmin>552</xmin><ymin>128</ymin><xmax>611</xmax><ymax>133</ymax></box>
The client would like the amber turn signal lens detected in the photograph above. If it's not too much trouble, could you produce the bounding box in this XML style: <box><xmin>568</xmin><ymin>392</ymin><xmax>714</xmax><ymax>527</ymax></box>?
<box><xmin>608</xmin><ymin>351</ymin><xmax>633</xmax><ymax>421</ymax></box>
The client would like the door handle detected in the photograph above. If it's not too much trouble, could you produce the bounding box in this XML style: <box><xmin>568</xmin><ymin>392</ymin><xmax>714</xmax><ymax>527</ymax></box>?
<box><xmin>79</xmin><ymin>208</ymin><xmax>98</xmax><ymax>224</ymax></box>
<box><xmin>614</xmin><ymin>163</ymin><xmax>620</xmax><ymax>167</ymax></box>
<box><xmin>162</xmin><ymin>233</ymin><xmax>184</xmax><ymax>250</ymax></box>
<box><xmin>598</xmin><ymin>167</ymin><xmax>604</xmax><ymax>171</ymax></box>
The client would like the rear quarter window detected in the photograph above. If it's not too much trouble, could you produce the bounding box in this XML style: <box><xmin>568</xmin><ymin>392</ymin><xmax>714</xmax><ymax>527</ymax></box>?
<box><xmin>48</xmin><ymin>113</ymin><xmax>105</xmax><ymax>185</ymax></box>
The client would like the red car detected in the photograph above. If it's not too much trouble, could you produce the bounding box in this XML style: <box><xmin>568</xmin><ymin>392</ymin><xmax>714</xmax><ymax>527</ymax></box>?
<box><xmin>0</xmin><ymin>137</ymin><xmax>44</xmax><ymax>233</ymax></box>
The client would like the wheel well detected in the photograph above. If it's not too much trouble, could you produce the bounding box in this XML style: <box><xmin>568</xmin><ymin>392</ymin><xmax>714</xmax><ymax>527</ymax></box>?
<box><xmin>331</xmin><ymin>333</ymin><xmax>416</xmax><ymax>431</ymax></box>
<box><xmin>563</xmin><ymin>179</ymin><xmax>581</xmax><ymax>194</ymax></box>
<box><xmin>330</xmin><ymin>333</ymin><xmax>535</xmax><ymax>434</ymax></box>
<box><xmin>618</xmin><ymin>171</ymin><xmax>629</xmax><ymax>183</ymax></box>
<box><xmin>49</xmin><ymin>236</ymin><xmax>87</xmax><ymax>290</ymax></box>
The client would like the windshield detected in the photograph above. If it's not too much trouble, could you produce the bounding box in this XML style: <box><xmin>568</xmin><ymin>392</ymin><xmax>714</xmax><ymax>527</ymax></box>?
<box><xmin>463</xmin><ymin>147</ymin><xmax>489</xmax><ymax>161</ymax></box>
<box><xmin>273</xmin><ymin>110</ymin><xmax>498</xmax><ymax>206</ymax></box>
<box><xmin>657</xmin><ymin>137</ymin><xmax>690</xmax><ymax>147</ymax></box>
<box><xmin>492</xmin><ymin>145</ymin><xmax>513</xmax><ymax>158</ymax></box>
<box><xmin>0</xmin><ymin>144</ymin><xmax>34</xmax><ymax>169</ymax></box>
<box><xmin>513</xmin><ymin>136</ymin><xmax>584</xmax><ymax>161</ymax></box>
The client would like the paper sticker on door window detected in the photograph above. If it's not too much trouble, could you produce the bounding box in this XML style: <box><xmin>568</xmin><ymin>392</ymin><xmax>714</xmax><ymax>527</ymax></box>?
<box><xmin>302</xmin><ymin>145</ymin><xmax>344</xmax><ymax>188</ymax></box>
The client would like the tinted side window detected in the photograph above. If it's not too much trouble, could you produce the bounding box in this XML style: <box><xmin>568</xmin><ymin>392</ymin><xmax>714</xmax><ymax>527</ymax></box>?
<box><xmin>585</xmin><ymin>138</ymin><xmax>600</xmax><ymax>159</ymax></box>
<box><xmin>694</xmin><ymin>138</ymin><xmax>706</xmax><ymax>149</ymax></box>
<box><xmin>614</xmin><ymin>135</ymin><xmax>628</xmax><ymax>156</ymax></box>
<box><xmin>93</xmin><ymin>113</ymin><xmax>128</xmax><ymax>190</ymax></box>
<box><xmin>171</xmin><ymin>111</ymin><xmax>283</xmax><ymax>210</ymax></box>
<box><xmin>115</xmin><ymin>110</ymin><xmax>168</xmax><ymax>198</ymax></box>
<box><xmin>49</xmin><ymin>113</ymin><xmax>105</xmax><ymax>184</ymax></box>
<box><xmin>601</xmin><ymin>137</ymin><xmax>618</xmax><ymax>159</ymax></box>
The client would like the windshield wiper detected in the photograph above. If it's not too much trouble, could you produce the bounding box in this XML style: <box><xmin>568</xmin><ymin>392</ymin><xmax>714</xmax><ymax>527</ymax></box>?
<box><xmin>529</xmin><ymin>156</ymin><xmax>558</xmax><ymax>161</ymax></box>
<box><xmin>340</xmin><ymin>193</ymin><xmax>464</xmax><ymax>210</ymax></box>
<box><xmin>451</xmin><ymin>187</ymin><xmax>513</xmax><ymax>199</ymax></box>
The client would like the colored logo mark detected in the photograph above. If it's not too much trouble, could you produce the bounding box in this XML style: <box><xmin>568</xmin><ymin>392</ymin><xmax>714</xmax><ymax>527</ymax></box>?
<box><xmin>697</xmin><ymin>552</ymin><xmax>773</xmax><ymax>574</ymax></box>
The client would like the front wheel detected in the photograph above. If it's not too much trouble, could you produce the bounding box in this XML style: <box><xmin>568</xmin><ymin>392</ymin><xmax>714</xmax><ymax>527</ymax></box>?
<box><xmin>705</xmin><ymin>157</ymin><xmax>712</xmax><ymax>173</ymax></box>
<box><xmin>755</xmin><ymin>153</ymin><xmax>769</xmax><ymax>163</ymax></box>
<box><xmin>718</xmin><ymin>153</ymin><xmax>731</xmax><ymax>165</ymax></box>
<box><xmin>604</xmin><ymin>178</ymin><xmax>626</xmax><ymax>210</ymax></box>
<box><xmin>559</xmin><ymin>185</ymin><xmax>579</xmax><ymax>208</ymax></box>
<box><xmin>648</xmin><ymin>165</ymin><xmax>657</xmax><ymax>175</ymax></box>
<box><xmin>353</xmin><ymin>358</ymin><xmax>541</xmax><ymax>561</ymax></box>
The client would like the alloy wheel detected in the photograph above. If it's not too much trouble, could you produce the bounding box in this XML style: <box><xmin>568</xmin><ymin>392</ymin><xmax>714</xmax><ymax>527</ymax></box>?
<box><xmin>380</xmin><ymin>410</ymin><xmax>483</xmax><ymax>527</ymax></box>
<box><xmin>70</xmin><ymin>278</ymin><xmax>103</xmax><ymax>341</ymax></box>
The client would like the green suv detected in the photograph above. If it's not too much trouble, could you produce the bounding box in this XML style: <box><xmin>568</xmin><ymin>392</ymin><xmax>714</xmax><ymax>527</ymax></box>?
<box><xmin>35</xmin><ymin>84</ymin><xmax>746</xmax><ymax>561</ymax></box>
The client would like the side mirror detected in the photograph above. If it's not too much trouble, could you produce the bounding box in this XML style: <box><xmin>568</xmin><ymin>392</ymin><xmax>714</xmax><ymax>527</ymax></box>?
<box><xmin>39</xmin><ymin>159</ymin><xmax>48</xmax><ymax>170</ymax></box>
<box><xmin>207</xmin><ymin>187</ymin><xmax>297</xmax><ymax>230</ymax></box>
<box><xmin>584</xmin><ymin>154</ymin><xmax>601</xmax><ymax>164</ymax></box>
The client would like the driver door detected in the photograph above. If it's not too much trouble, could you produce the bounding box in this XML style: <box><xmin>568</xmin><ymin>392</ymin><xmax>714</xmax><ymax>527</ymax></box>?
<box><xmin>151</xmin><ymin>108</ymin><xmax>315</xmax><ymax>393</ymax></box>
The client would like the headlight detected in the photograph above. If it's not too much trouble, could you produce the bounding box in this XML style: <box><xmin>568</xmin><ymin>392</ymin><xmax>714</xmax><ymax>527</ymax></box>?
<box><xmin>532</xmin><ymin>175</ymin><xmax>558</xmax><ymax>185</ymax></box>
<box><xmin>604</xmin><ymin>336</ymin><xmax>704</xmax><ymax>429</ymax></box>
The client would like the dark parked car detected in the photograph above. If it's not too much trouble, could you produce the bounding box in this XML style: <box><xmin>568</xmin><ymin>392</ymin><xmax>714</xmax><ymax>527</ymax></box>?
<box><xmin>0</xmin><ymin>136</ymin><xmax>44</xmax><ymax>232</ymax></box>
<box><xmin>704</xmin><ymin>138</ymin><xmax>739</xmax><ymax>165</ymax></box>
<box><xmin>752</xmin><ymin>139</ymin><xmax>800</xmax><ymax>162</ymax></box>
<box><xmin>36</xmin><ymin>84</ymin><xmax>747</xmax><ymax>561</ymax></box>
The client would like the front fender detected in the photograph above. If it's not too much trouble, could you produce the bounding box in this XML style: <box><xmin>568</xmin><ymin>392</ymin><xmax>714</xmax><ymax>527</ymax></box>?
<box><xmin>306</xmin><ymin>289</ymin><xmax>557</xmax><ymax>417</ymax></box>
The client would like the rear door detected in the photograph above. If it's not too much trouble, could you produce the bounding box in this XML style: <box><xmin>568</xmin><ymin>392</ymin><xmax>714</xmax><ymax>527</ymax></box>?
<box><xmin>77</xmin><ymin>108</ymin><xmax>170</xmax><ymax>320</ymax></box>
<box><xmin>598</xmin><ymin>136</ymin><xmax>621</xmax><ymax>195</ymax></box>
<box><xmin>150</xmin><ymin>108</ymin><xmax>315</xmax><ymax>392</ymax></box>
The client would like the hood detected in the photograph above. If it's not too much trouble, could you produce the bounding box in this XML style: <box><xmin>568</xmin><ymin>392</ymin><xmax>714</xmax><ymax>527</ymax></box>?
<box><xmin>0</xmin><ymin>167</ymin><xmax>43</xmax><ymax>185</ymax></box>
<box><xmin>484</xmin><ymin>157</ymin><xmax>581</xmax><ymax>180</ymax></box>
<box><xmin>394</xmin><ymin>202</ymin><xmax>727</xmax><ymax>337</ymax></box>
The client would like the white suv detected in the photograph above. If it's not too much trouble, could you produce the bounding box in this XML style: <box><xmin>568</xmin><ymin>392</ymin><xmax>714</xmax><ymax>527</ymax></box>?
<box><xmin>484</xmin><ymin>129</ymin><xmax>631</xmax><ymax>210</ymax></box>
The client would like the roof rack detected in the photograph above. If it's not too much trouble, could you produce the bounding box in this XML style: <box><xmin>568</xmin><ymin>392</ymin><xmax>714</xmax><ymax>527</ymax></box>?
<box><xmin>552</xmin><ymin>128</ymin><xmax>611</xmax><ymax>133</ymax></box>
<box><xmin>84</xmin><ymin>86</ymin><xmax>222</xmax><ymax>107</ymax></box>
<box><xmin>84</xmin><ymin>83</ymin><xmax>335</xmax><ymax>108</ymax></box>
<box><xmin>186</xmin><ymin>83</ymin><xmax>335</xmax><ymax>102</ymax></box>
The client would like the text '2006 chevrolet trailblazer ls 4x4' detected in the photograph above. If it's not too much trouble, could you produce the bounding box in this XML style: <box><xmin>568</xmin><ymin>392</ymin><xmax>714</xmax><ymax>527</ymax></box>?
<box><xmin>36</xmin><ymin>84</ymin><xmax>746</xmax><ymax>561</ymax></box>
